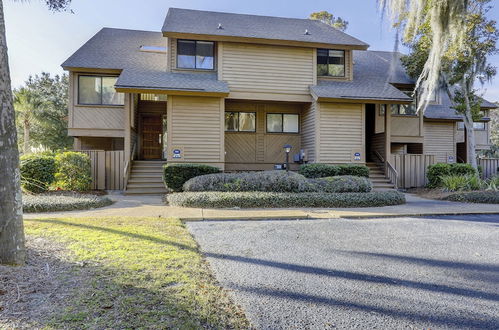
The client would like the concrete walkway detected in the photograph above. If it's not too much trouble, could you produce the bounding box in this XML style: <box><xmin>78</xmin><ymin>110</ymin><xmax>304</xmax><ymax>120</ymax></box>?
<box><xmin>24</xmin><ymin>193</ymin><xmax>499</xmax><ymax>220</ymax></box>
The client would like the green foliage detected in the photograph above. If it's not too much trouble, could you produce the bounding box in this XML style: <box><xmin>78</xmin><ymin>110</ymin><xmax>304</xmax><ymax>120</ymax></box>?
<box><xmin>163</xmin><ymin>164</ymin><xmax>221</xmax><ymax>192</ymax></box>
<box><xmin>23</xmin><ymin>193</ymin><xmax>112</xmax><ymax>213</ymax></box>
<box><xmin>445</xmin><ymin>191</ymin><xmax>499</xmax><ymax>204</ymax></box>
<box><xmin>440</xmin><ymin>174</ymin><xmax>483</xmax><ymax>192</ymax></box>
<box><xmin>426</xmin><ymin>163</ymin><xmax>477</xmax><ymax>187</ymax></box>
<box><xmin>183</xmin><ymin>171</ymin><xmax>313</xmax><ymax>193</ymax></box>
<box><xmin>311</xmin><ymin>176</ymin><xmax>372</xmax><ymax>193</ymax></box>
<box><xmin>167</xmin><ymin>191</ymin><xmax>406</xmax><ymax>209</ymax></box>
<box><xmin>14</xmin><ymin>72</ymin><xmax>73</xmax><ymax>153</ymax></box>
<box><xmin>20</xmin><ymin>153</ymin><xmax>56</xmax><ymax>193</ymax></box>
<box><xmin>299</xmin><ymin>163</ymin><xmax>369</xmax><ymax>178</ymax></box>
<box><xmin>309</xmin><ymin>11</ymin><xmax>348</xmax><ymax>31</ymax></box>
<box><xmin>54</xmin><ymin>152</ymin><xmax>92</xmax><ymax>191</ymax></box>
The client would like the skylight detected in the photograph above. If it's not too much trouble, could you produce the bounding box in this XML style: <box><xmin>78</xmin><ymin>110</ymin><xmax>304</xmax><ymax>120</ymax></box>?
<box><xmin>140</xmin><ymin>45</ymin><xmax>167</xmax><ymax>53</ymax></box>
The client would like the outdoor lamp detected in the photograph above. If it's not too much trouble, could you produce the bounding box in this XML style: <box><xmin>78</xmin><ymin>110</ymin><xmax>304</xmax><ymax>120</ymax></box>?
<box><xmin>283</xmin><ymin>144</ymin><xmax>292</xmax><ymax>172</ymax></box>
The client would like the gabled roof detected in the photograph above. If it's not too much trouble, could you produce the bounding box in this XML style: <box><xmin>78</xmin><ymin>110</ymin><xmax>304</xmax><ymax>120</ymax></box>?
<box><xmin>162</xmin><ymin>8</ymin><xmax>369</xmax><ymax>49</ymax></box>
<box><xmin>62</xmin><ymin>28</ymin><xmax>228</xmax><ymax>95</ymax></box>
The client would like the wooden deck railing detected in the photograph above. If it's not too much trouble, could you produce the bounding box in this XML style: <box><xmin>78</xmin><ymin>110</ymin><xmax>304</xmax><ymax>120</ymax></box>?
<box><xmin>390</xmin><ymin>154</ymin><xmax>436</xmax><ymax>189</ymax></box>
<box><xmin>479</xmin><ymin>158</ymin><xmax>499</xmax><ymax>179</ymax></box>
<box><xmin>77</xmin><ymin>150</ymin><xmax>125</xmax><ymax>190</ymax></box>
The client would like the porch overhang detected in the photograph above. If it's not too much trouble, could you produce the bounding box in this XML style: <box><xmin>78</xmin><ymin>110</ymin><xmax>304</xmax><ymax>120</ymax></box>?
<box><xmin>114</xmin><ymin>86</ymin><xmax>229</xmax><ymax>97</ymax></box>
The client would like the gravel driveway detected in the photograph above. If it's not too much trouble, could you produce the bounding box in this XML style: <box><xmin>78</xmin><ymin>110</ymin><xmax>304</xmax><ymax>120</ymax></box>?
<box><xmin>187</xmin><ymin>215</ymin><xmax>499</xmax><ymax>329</ymax></box>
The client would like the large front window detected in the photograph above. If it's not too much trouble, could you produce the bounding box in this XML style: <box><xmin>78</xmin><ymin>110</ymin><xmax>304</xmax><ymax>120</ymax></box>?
<box><xmin>225</xmin><ymin>112</ymin><xmax>256</xmax><ymax>132</ymax></box>
<box><xmin>177</xmin><ymin>40</ymin><xmax>214</xmax><ymax>70</ymax></box>
<box><xmin>317</xmin><ymin>49</ymin><xmax>345</xmax><ymax>77</ymax></box>
<box><xmin>266</xmin><ymin>113</ymin><xmax>299</xmax><ymax>133</ymax></box>
<box><xmin>78</xmin><ymin>76</ymin><xmax>124</xmax><ymax>106</ymax></box>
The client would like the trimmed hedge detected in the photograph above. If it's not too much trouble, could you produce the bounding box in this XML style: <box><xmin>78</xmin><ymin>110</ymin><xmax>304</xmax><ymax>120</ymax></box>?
<box><xmin>445</xmin><ymin>191</ymin><xmax>499</xmax><ymax>204</ymax></box>
<box><xmin>20</xmin><ymin>154</ymin><xmax>56</xmax><ymax>193</ymax></box>
<box><xmin>23</xmin><ymin>193</ymin><xmax>113</xmax><ymax>213</ymax></box>
<box><xmin>299</xmin><ymin>163</ymin><xmax>369</xmax><ymax>178</ymax></box>
<box><xmin>166</xmin><ymin>191</ymin><xmax>405</xmax><ymax>208</ymax></box>
<box><xmin>311</xmin><ymin>176</ymin><xmax>372</xmax><ymax>193</ymax></box>
<box><xmin>54</xmin><ymin>152</ymin><xmax>92</xmax><ymax>191</ymax></box>
<box><xmin>183</xmin><ymin>171</ymin><xmax>313</xmax><ymax>193</ymax></box>
<box><xmin>427</xmin><ymin>163</ymin><xmax>477</xmax><ymax>187</ymax></box>
<box><xmin>163</xmin><ymin>163</ymin><xmax>220</xmax><ymax>192</ymax></box>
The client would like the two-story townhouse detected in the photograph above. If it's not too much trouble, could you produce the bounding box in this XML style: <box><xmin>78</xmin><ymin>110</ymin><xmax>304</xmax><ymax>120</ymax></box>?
<box><xmin>62</xmin><ymin>8</ymin><xmax>497</xmax><ymax>194</ymax></box>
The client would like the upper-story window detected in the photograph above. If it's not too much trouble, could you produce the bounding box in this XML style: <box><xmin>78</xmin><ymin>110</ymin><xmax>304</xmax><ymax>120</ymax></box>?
<box><xmin>78</xmin><ymin>75</ymin><xmax>124</xmax><ymax>106</ymax></box>
<box><xmin>457</xmin><ymin>122</ymin><xmax>486</xmax><ymax>130</ymax></box>
<box><xmin>177</xmin><ymin>40</ymin><xmax>214</xmax><ymax>70</ymax></box>
<box><xmin>317</xmin><ymin>49</ymin><xmax>345</xmax><ymax>77</ymax></box>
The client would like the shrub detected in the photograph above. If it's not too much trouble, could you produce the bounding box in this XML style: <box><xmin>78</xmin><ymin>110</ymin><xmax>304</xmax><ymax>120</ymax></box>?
<box><xmin>23</xmin><ymin>193</ymin><xmax>113</xmax><ymax>213</ymax></box>
<box><xmin>337</xmin><ymin>164</ymin><xmax>370</xmax><ymax>178</ymax></box>
<box><xmin>440</xmin><ymin>174</ymin><xmax>484</xmax><ymax>192</ymax></box>
<box><xmin>299</xmin><ymin>163</ymin><xmax>369</xmax><ymax>178</ymax></box>
<box><xmin>484</xmin><ymin>176</ymin><xmax>499</xmax><ymax>191</ymax></box>
<box><xmin>54</xmin><ymin>152</ymin><xmax>92</xmax><ymax>191</ymax></box>
<box><xmin>166</xmin><ymin>191</ymin><xmax>405</xmax><ymax>209</ymax></box>
<box><xmin>183</xmin><ymin>170</ymin><xmax>314</xmax><ymax>193</ymax></box>
<box><xmin>20</xmin><ymin>154</ymin><xmax>56</xmax><ymax>193</ymax></box>
<box><xmin>163</xmin><ymin>163</ymin><xmax>220</xmax><ymax>192</ymax></box>
<box><xmin>311</xmin><ymin>176</ymin><xmax>372</xmax><ymax>193</ymax></box>
<box><xmin>445</xmin><ymin>191</ymin><xmax>499</xmax><ymax>204</ymax></box>
<box><xmin>427</xmin><ymin>163</ymin><xmax>477</xmax><ymax>187</ymax></box>
<box><xmin>299</xmin><ymin>163</ymin><xmax>339</xmax><ymax>178</ymax></box>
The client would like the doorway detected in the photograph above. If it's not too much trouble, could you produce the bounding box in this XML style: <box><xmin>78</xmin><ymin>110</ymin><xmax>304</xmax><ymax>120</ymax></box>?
<box><xmin>140</xmin><ymin>113</ymin><xmax>163</xmax><ymax>160</ymax></box>
<box><xmin>365</xmin><ymin>104</ymin><xmax>376</xmax><ymax>162</ymax></box>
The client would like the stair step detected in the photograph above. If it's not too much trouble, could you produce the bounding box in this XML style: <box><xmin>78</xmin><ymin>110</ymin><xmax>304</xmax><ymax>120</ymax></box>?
<box><xmin>131</xmin><ymin>169</ymin><xmax>163</xmax><ymax>173</ymax></box>
<box><xmin>369</xmin><ymin>173</ymin><xmax>386</xmax><ymax>178</ymax></box>
<box><xmin>128</xmin><ymin>177</ymin><xmax>164</xmax><ymax>183</ymax></box>
<box><xmin>127</xmin><ymin>182</ymin><xmax>165</xmax><ymax>189</ymax></box>
<box><xmin>132</xmin><ymin>160</ymin><xmax>166</xmax><ymax>164</ymax></box>
<box><xmin>130</xmin><ymin>173</ymin><xmax>163</xmax><ymax>178</ymax></box>
<box><xmin>372</xmin><ymin>183</ymin><xmax>395</xmax><ymax>188</ymax></box>
<box><xmin>125</xmin><ymin>187</ymin><xmax>168</xmax><ymax>195</ymax></box>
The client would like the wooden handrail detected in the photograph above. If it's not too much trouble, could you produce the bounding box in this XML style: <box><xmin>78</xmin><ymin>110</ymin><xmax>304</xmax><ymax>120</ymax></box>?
<box><xmin>373</xmin><ymin>150</ymin><xmax>385</xmax><ymax>163</ymax></box>
<box><xmin>123</xmin><ymin>142</ymin><xmax>137</xmax><ymax>190</ymax></box>
<box><xmin>386</xmin><ymin>160</ymin><xmax>399</xmax><ymax>190</ymax></box>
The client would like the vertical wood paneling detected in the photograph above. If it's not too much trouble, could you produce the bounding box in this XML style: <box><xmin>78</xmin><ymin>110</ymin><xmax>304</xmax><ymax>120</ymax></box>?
<box><xmin>391</xmin><ymin>154</ymin><xmax>436</xmax><ymax>188</ymax></box>
<box><xmin>479</xmin><ymin>158</ymin><xmax>499</xmax><ymax>179</ymax></box>
<box><xmin>301</xmin><ymin>101</ymin><xmax>317</xmax><ymax>162</ymax></box>
<box><xmin>78</xmin><ymin>150</ymin><xmax>124</xmax><ymax>190</ymax></box>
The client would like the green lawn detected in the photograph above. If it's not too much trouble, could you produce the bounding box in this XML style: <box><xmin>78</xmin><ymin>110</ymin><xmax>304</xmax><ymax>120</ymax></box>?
<box><xmin>24</xmin><ymin>217</ymin><xmax>249</xmax><ymax>329</ymax></box>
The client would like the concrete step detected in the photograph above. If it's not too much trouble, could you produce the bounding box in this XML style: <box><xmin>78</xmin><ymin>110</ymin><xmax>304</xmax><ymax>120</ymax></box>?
<box><xmin>130</xmin><ymin>173</ymin><xmax>163</xmax><ymax>179</ymax></box>
<box><xmin>125</xmin><ymin>187</ymin><xmax>168</xmax><ymax>195</ymax></box>
<box><xmin>372</xmin><ymin>183</ymin><xmax>395</xmax><ymax>188</ymax></box>
<box><xmin>128</xmin><ymin>177</ymin><xmax>164</xmax><ymax>183</ymax></box>
<box><xmin>369</xmin><ymin>173</ymin><xmax>386</xmax><ymax>178</ymax></box>
<box><xmin>127</xmin><ymin>182</ymin><xmax>166</xmax><ymax>189</ymax></box>
<box><xmin>131</xmin><ymin>169</ymin><xmax>163</xmax><ymax>174</ymax></box>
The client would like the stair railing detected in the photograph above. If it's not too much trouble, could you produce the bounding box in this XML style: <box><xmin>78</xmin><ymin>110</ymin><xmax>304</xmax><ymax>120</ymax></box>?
<box><xmin>123</xmin><ymin>142</ymin><xmax>137</xmax><ymax>190</ymax></box>
<box><xmin>373</xmin><ymin>150</ymin><xmax>398</xmax><ymax>189</ymax></box>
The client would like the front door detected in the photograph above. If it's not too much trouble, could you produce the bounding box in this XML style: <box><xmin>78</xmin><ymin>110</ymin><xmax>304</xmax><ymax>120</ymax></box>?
<box><xmin>141</xmin><ymin>114</ymin><xmax>163</xmax><ymax>159</ymax></box>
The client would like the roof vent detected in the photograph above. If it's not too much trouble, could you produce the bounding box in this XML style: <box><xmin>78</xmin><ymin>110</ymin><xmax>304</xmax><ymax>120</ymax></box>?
<box><xmin>217</xmin><ymin>23</ymin><xmax>223</xmax><ymax>30</ymax></box>
<box><xmin>304</xmin><ymin>29</ymin><xmax>310</xmax><ymax>35</ymax></box>
<box><xmin>140</xmin><ymin>45</ymin><xmax>167</xmax><ymax>54</ymax></box>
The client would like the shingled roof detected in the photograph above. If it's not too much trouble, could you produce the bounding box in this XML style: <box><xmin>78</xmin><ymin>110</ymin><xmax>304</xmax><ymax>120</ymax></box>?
<box><xmin>162</xmin><ymin>8</ymin><xmax>369</xmax><ymax>49</ymax></box>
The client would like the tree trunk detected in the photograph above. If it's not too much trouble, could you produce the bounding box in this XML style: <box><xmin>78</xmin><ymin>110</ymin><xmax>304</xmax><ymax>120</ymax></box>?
<box><xmin>461</xmin><ymin>84</ymin><xmax>478</xmax><ymax>170</ymax></box>
<box><xmin>23</xmin><ymin>119</ymin><xmax>30</xmax><ymax>154</ymax></box>
<box><xmin>0</xmin><ymin>0</ymin><xmax>25</xmax><ymax>265</ymax></box>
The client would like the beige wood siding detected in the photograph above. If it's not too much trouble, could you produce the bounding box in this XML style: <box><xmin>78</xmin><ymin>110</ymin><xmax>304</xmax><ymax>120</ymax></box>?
<box><xmin>424</xmin><ymin>122</ymin><xmax>456</xmax><ymax>163</ymax></box>
<box><xmin>69</xmin><ymin>72</ymin><xmax>125</xmax><ymax>136</ymax></box>
<box><xmin>391</xmin><ymin>116</ymin><xmax>421</xmax><ymax>136</ymax></box>
<box><xmin>167</xmin><ymin>96</ymin><xmax>224</xmax><ymax>166</ymax></box>
<box><xmin>221</xmin><ymin>42</ymin><xmax>315</xmax><ymax>97</ymax></box>
<box><xmin>318</xmin><ymin>103</ymin><xmax>365</xmax><ymax>163</ymax></box>
<box><xmin>224</xmin><ymin>101</ymin><xmax>303</xmax><ymax>171</ymax></box>
<box><xmin>301</xmin><ymin>102</ymin><xmax>317</xmax><ymax>162</ymax></box>
<box><xmin>455</xmin><ymin>123</ymin><xmax>490</xmax><ymax>148</ymax></box>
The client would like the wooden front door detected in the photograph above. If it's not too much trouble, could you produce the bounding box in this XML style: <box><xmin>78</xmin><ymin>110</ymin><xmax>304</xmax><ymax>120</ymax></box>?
<box><xmin>141</xmin><ymin>114</ymin><xmax>163</xmax><ymax>159</ymax></box>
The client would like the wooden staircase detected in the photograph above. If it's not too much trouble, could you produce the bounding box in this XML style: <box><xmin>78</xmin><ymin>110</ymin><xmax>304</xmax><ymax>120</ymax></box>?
<box><xmin>366</xmin><ymin>162</ymin><xmax>395</xmax><ymax>189</ymax></box>
<box><xmin>125</xmin><ymin>160</ymin><xmax>167</xmax><ymax>195</ymax></box>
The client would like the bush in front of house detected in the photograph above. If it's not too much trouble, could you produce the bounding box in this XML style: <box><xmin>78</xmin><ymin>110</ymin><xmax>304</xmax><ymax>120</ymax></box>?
<box><xmin>299</xmin><ymin>163</ymin><xmax>369</xmax><ymax>178</ymax></box>
<box><xmin>183</xmin><ymin>170</ymin><xmax>314</xmax><ymax>193</ymax></box>
<box><xmin>440</xmin><ymin>174</ymin><xmax>484</xmax><ymax>192</ymax></box>
<box><xmin>23</xmin><ymin>193</ymin><xmax>113</xmax><ymax>213</ymax></box>
<box><xmin>163</xmin><ymin>163</ymin><xmax>221</xmax><ymax>192</ymax></box>
<box><xmin>445</xmin><ymin>191</ymin><xmax>499</xmax><ymax>204</ymax></box>
<box><xmin>166</xmin><ymin>191</ymin><xmax>405</xmax><ymax>208</ymax></box>
<box><xmin>426</xmin><ymin>163</ymin><xmax>478</xmax><ymax>187</ymax></box>
<box><xmin>20</xmin><ymin>153</ymin><xmax>56</xmax><ymax>193</ymax></box>
<box><xmin>311</xmin><ymin>176</ymin><xmax>372</xmax><ymax>193</ymax></box>
<box><xmin>337</xmin><ymin>164</ymin><xmax>370</xmax><ymax>178</ymax></box>
<box><xmin>54</xmin><ymin>152</ymin><xmax>93</xmax><ymax>191</ymax></box>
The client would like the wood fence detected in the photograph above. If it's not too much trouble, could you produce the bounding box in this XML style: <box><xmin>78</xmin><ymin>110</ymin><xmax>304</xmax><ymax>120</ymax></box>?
<box><xmin>77</xmin><ymin>150</ymin><xmax>125</xmax><ymax>190</ymax></box>
<box><xmin>390</xmin><ymin>154</ymin><xmax>436</xmax><ymax>188</ymax></box>
<box><xmin>479</xmin><ymin>158</ymin><xmax>499</xmax><ymax>179</ymax></box>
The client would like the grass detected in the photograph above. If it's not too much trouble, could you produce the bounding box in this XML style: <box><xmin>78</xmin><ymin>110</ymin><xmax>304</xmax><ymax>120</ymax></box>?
<box><xmin>24</xmin><ymin>217</ymin><xmax>249</xmax><ymax>329</ymax></box>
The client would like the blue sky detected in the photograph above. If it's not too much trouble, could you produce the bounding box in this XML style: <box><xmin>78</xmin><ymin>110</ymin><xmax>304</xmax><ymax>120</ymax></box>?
<box><xmin>4</xmin><ymin>0</ymin><xmax>499</xmax><ymax>101</ymax></box>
